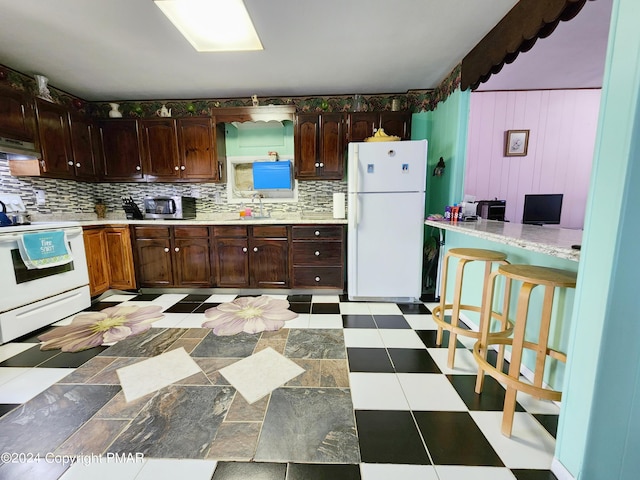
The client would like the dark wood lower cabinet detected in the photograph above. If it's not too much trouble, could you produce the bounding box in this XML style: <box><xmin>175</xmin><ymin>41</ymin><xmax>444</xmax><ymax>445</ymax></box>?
<box><xmin>214</xmin><ymin>237</ymin><xmax>249</xmax><ymax>287</ymax></box>
<box><xmin>250</xmin><ymin>238</ymin><xmax>288</xmax><ymax>288</ymax></box>
<box><xmin>136</xmin><ymin>237</ymin><xmax>173</xmax><ymax>287</ymax></box>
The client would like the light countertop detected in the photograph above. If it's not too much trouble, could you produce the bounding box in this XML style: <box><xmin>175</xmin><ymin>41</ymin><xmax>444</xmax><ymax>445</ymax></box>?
<box><xmin>424</xmin><ymin>219</ymin><xmax>582</xmax><ymax>261</ymax></box>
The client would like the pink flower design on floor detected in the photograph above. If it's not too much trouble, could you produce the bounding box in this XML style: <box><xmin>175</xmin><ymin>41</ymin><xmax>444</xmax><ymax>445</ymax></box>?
<box><xmin>202</xmin><ymin>295</ymin><xmax>298</xmax><ymax>336</ymax></box>
<box><xmin>38</xmin><ymin>305</ymin><xmax>164</xmax><ymax>352</ymax></box>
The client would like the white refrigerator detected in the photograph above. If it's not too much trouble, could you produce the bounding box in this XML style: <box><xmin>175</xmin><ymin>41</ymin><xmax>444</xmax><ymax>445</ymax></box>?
<box><xmin>347</xmin><ymin>140</ymin><xmax>427</xmax><ymax>302</ymax></box>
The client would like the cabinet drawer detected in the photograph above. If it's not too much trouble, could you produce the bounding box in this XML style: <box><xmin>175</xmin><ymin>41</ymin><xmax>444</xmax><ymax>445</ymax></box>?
<box><xmin>134</xmin><ymin>226</ymin><xmax>170</xmax><ymax>238</ymax></box>
<box><xmin>292</xmin><ymin>241</ymin><xmax>342</xmax><ymax>265</ymax></box>
<box><xmin>174</xmin><ymin>226</ymin><xmax>209</xmax><ymax>238</ymax></box>
<box><xmin>252</xmin><ymin>225</ymin><xmax>288</xmax><ymax>238</ymax></box>
<box><xmin>213</xmin><ymin>226</ymin><xmax>248</xmax><ymax>237</ymax></box>
<box><xmin>292</xmin><ymin>266</ymin><xmax>343</xmax><ymax>288</ymax></box>
<box><xmin>292</xmin><ymin>225</ymin><xmax>343</xmax><ymax>240</ymax></box>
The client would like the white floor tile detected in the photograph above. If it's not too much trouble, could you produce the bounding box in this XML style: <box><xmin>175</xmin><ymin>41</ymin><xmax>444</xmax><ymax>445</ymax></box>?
<box><xmin>0</xmin><ymin>343</ymin><xmax>36</xmax><ymax>363</ymax></box>
<box><xmin>424</xmin><ymin>302</ymin><xmax>440</xmax><ymax>311</ymax></box>
<box><xmin>434</xmin><ymin>465</ymin><xmax>517</xmax><ymax>480</ymax></box>
<box><xmin>308</xmin><ymin>314</ymin><xmax>343</xmax><ymax>329</ymax></box>
<box><xmin>427</xmin><ymin>348</ymin><xmax>480</xmax><ymax>375</ymax></box>
<box><xmin>515</xmin><ymin>391</ymin><xmax>561</xmax><ymax>414</ymax></box>
<box><xmin>396</xmin><ymin>373</ymin><xmax>468</xmax><ymax>411</ymax></box>
<box><xmin>175</xmin><ymin>313</ymin><xmax>207</xmax><ymax>328</ymax></box>
<box><xmin>263</xmin><ymin>294</ymin><xmax>288</xmax><ymax>300</ymax></box>
<box><xmin>339</xmin><ymin>303</ymin><xmax>372</xmax><ymax>314</ymax></box>
<box><xmin>378</xmin><ymin>329</ymin><xmax>426</xmax><ymax>349</ymax></box>
<box><xmin>349</xmin><ymin>373</ymin><xmax>410</xmax><ymax>410</ymax></box>
<box><xmin>343</xmin><ymin>329</ymin><xmax>385</xmax><ymax>348</ymax></box>
<box><xmin>52</xmin><ymin>314</ymin><xmax>75</xmax><ymax>326</ymax></box>
<box><xmin>150</xmin><ymin>313</ymin><xmax>190</xmax><ymax>328</ymax></box>
<box><xmin>404</xmin><ymin>314</ymin><xmax>437</xmax><ymax>330</ymax></box>
<box><xmin>312</xmin><ymin>294</ymin><xmax>340</xmax><ymax>303</ymax></box>
<box><xmin>360</xmin><ymin>463</ymin><xmax>439</xmax><ymax>480</ymax></box>
<box><xmin>470</xmin><ymin>411</ymin><xmax>556</xmax><ymax>469</ymax></box>
<box><xmin>367</xmin><ymin>303</ymin><xmax>402</xmax><ymax>314</ymax></box>
<box><xmin>0</xmin><ymin>367</ymin><xmax>31</xmax><ymax>387</ymax></box>
<box><xmin>204</xmin><ymin>294</ymin><xmax>238</xmax><ymax>303</ymax></box>
<box><xmin>0</xmin><ymin>368</ymin><xmax>74</xmax><ymax>403</ymax></box>
<box><xmin>101</xmin><ymin>294</ymin><xmax>137</xmax><ymax>302</ymax></box>
<box><xmin>135</xmin><ymin>459</ymin><xmax>217</xmax><ymax>480</ymax></box>
<box><xmin>283</xmin><ymin>313</ymin><xmax>310</xmax><ymax>329</ymax></box>
<box><xmin>59</xmin><ymin>457</ymin><xmax>146</xmax><ymax>480</ymax></box>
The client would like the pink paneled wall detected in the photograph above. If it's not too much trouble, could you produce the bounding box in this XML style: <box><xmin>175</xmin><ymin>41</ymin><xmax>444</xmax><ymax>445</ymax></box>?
<box><xmin>465</xmin><ymin>89</ymin><xmax>601</xmax><ymax>229</ymax></box>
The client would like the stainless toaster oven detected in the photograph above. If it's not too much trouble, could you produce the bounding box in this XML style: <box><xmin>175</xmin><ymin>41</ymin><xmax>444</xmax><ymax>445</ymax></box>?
<box><xmin>143</xmin><ymin>196</ymin><xmax>196</xmax><ymax>220</ymax></box>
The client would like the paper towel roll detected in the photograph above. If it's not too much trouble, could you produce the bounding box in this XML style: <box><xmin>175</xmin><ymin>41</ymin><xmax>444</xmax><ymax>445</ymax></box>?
<box><xmin>333</xmin><ymin>192</ymin><xmax>345</xmax><ymax>219</ymax></box>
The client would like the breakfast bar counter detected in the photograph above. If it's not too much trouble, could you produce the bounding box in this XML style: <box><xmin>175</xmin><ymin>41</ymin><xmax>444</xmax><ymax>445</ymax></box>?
<box><xmin>424</xmin><ymin>219</ymin><xmax>582</xmax><ymax>262</ymax></box>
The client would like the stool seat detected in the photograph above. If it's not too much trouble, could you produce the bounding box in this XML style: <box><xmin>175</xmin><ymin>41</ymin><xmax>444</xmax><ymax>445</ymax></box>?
<box><xmin>432</xmin><ymin>247</ymin><xmax>511</xmax><ymax>369</ymax></box>
<box><xmin>473</xmin><ymin>263</ymin><xmax>577</xmax><ymax>437</ymax></box>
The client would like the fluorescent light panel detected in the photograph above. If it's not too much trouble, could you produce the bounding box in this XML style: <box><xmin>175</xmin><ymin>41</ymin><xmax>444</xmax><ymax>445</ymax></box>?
<box><xmin>155</xmin><ymin>0</ymin><xmax>263</xmax><ymax>52</ymax></box>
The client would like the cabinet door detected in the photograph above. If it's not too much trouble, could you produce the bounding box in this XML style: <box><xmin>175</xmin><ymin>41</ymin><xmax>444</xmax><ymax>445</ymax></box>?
<box><xmin>83</xmin><ymin>229</ymin><xmax>110</xmax><ymax>297</ymax></box>
<box><xmin>98</xmin><ymin>119</ymin><xmax>144</xmax><ymax>180</ymax></box>
<box><xmin>294</xmin><ymin>113</ymin><xmax>320</xmax><ymax>178</ymax></box>
<box><xmin>141</xmin><ymin>118</ymin><xmax>180</xmax><ymax>181</ymax></box>
<box><xmin>173</xmin><ymin>237</ymin><xmax>212</xmax><ymax>287</ymax></box>
<box><xmin>250</xmin><ymin>238</ymin><xmax>289</xmax><ymax>288</ymax></box>
<box><xmin>177</xmin><ymin>117</ymin><xmax>219</xmax><ymax>180</ymax></box>
<box><xmin>319</xmin><ymin>113</ymin><xmax>345</xmax><ymax>179</ymax></box>
<box><xmin>215</xmin><ymin>237</ymin><xmax>249</xmax><ymax>287</ymax></box>
<box><xmin>379</xmin><ymin>111</ymin><xmax>412</xmax><ymax>140</ymax></box>
<box><xmin>35</xmin><ymin>99</ymin><xmax>74</xmax><ymax>178</ymax></box>
<box><xmin>0</xmin><ymin>86</ymin><xmax>37</xmax><ymax>142</ymax></box>
<box><xmin>348</xmin><ymin>112</ymin><xmax>378</xmax><ymax>142</ymax></box>
<box><xmin>135</xmin><ymin>238</ymin><xmax>173</xmax><ymax>287</ymax></box>
<box><xmin>104</xmin><ymin>226</ymin><xmax>136</xmax><ymax>290</ymax></box>
<box><xmin>69</xmin><ymin>114</ymin><xmax>98</xmax><ymax>179</ymax></box>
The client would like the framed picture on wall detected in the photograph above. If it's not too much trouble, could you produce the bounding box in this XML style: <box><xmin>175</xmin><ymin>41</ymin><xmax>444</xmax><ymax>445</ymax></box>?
<box><xmin>505</xmin><ymin>130</ymin><xmax>529</xmax><ymax>156</ymax></box>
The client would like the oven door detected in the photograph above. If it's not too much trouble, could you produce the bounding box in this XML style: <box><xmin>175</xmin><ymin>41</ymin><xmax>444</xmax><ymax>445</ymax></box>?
<box><xmin>0</xmin><ymin>226</ymin><xmax>90</xmax><ymax>313</ymax></box>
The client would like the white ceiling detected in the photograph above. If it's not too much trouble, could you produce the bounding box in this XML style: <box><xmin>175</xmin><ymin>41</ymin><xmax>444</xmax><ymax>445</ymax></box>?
<box><xmin>0</xmin><ymin>0</ymin><xmax>610</xmax><ymax>102</ymax></box>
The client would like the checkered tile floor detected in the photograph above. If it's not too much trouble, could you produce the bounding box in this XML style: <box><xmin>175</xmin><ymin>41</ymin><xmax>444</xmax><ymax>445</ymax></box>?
<box><xmin>0</xmin><ymin>292</ymin><xmax>559</xmax><ymax>480</ymax></box>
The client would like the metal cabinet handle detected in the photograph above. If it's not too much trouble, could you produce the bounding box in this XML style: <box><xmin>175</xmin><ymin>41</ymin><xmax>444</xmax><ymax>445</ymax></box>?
<box><xmin>314</xmin><ymin>230</ymin><xmax>320</xmax><ymax>236</ymax></box>
<box><xmin>174</xmin><ymin>166</ymin><xmax>179</xmax><ymax>171</ymax></box>
<box><xmin>253</xmin><ymin>247</ymin><xmax>258</xmax><ymax>252</ymax></box>
<box><xmin>314</xmin><ymin>251</ymin><xmax>320</xmax><ymax>256</ymax></box>
<box><xmin>242</xmin><ymin>247</ymin><xmax>248</xmax><ymax>253</ymax></box>
<box><xmin>174</xmin><ymin>247</ymin><xmax>179</xmax><ymax>252</ymax></box>
<box><xmin>164</xmin><ymin>247</ymin><xmax>169</xmax><ymax>253</ymax></box>
<box><xmin>315</xmin><ymin>276</ymin><xmax>320</xmax><ymax>282</ymax></box>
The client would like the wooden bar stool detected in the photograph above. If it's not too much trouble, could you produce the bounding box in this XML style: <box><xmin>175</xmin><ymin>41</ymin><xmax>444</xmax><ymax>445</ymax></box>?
<box><xmin>432</xmin><ymin>248</ymin><xmax>513</xmax><ymax>369</ymax></box>
<box><xmin>473</xmin><ymin>264</ymin><xmax>577</xmax><ymax>437</ymax></box>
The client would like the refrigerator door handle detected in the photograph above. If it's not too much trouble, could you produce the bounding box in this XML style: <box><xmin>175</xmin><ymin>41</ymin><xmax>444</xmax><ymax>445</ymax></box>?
<box><xmin>350</xmin><ymin>194</ymin><xmax>359</xmax><ymax>229</ymax></box>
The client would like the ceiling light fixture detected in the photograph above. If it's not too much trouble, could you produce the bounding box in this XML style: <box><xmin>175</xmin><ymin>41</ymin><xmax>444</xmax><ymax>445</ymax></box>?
<box><xmin>154</xmin><ymin>0</ymin><xmax>263</xmax><ymax>52</ymax></box>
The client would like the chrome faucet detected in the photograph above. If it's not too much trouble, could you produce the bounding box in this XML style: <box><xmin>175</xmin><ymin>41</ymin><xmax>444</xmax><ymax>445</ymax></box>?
<box><xmin>252</xmin><ymin>193</ymin><xmax>268</xmax><ymax>218</ymax></box>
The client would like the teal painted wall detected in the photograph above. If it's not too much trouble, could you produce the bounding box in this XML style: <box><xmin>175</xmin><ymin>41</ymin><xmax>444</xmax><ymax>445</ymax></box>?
<box><xmin>441</xmin><ymin>231</ymin><xmax>577</xmax><ymax>389</ymax></box>
<box><xmin>224</xmin><ymin>121</ymin><xmax>294</xmax><ymax>157</ymax></box>
<box><xmin>412</xmin><ymin>89</ymin><xmax>470</xmax><ymax>216</ymax></box>
<box><xmin>555</xmin><ymin>0</ymin><xmax>640</xmax><ymax>477</ymax></box>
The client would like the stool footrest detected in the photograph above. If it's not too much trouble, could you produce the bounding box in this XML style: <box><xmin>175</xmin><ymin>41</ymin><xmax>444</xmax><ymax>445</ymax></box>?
<box><xmin>432</xmin><ymin>304</ymin><xmax>514</xmax><ymax>340</ymax></box>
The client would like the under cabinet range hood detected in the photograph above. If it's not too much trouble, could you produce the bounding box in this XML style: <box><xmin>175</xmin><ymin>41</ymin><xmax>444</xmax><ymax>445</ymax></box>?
<box><xmin>0</xmin><ymin>136</ymin><xmax>41</xmax><ymax>159</ymax></box>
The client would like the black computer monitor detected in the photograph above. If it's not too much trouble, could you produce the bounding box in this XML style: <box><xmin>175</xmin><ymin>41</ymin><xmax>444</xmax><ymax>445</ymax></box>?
<box><xmin>522</xmin><ymin>194</ymin><xmax>563</xmax><ymax>225</ymax></box>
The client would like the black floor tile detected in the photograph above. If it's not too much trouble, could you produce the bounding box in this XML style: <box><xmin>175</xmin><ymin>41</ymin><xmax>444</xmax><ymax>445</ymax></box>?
<box><xmin>288</xmin><ymin>294</ymin><xmax>313</xmax><ymax>303</ymax></box>
<box><xmin>485</xmin><ymin>349</ymin><xmax>511</xmax><ymax>375</ymax></box>
<box><xmin>447</xmin><ymin>375</ymin><xmax>525</xmax><ymax>412</ymax></box>
<box><xmin>413</xmin><ymin>411</ymin><xmax>504</xmax><ymax>466</ymax></box>
<box><xmin>286</xmin><ymin>463</ymin><xmax>361</xmax><ymax>480</ymax></box>
<box><xmin>0</xmin><ymin>404</ymin><xmax>20</xmax><ymax>418</ymax></box>
<box><xmin>387</xmin><ymin>348</ymin><xmax>441</xmax><ymax>373</ymax></box>
<box><xmin>128</xmin><ymin>293</ymin><xmax>161</xmax><ymax>301</ymax></box>
<box><xmin>398</xmin><ymin>303</ymin><xmax>431</xmax><ymax>314</ymax></box>
<box><xmin>421</xmin><ymin>292</ymin><xmax>437</xmax><ymax>302</ymax></box>
<box><xmin>181</xmin><ymin>294</ymin><xmax>212</xmax><ymax>303</ymax></box>
<box><xmin>212</xmin><ymin>461</ymin><xmax>287</xmax><ymax>480</ymax></box>
<box><xmin>163</xmin><ymin>302</ymin><xmax>200</xmax><ymax>313</ymax></box>
<box><xmin>415</xmin><ymin>330</ymin><xmax>465</xmax><ymax>348</ymax></box>
<box><xmin>355</xmin><ymin>410</ymin><xmax>431</xmax><ymax>465</ymax></box>
<box><xmin>342</xmin><ymin>314</ymin><xmax>376</xmax><ymax>328</ymax></box>
<box><xmin>0</xmin><ymin>345</ymin><xmax>59</xmax><ymax>367</ymax></box>
<box><xmin>338</xmin><ymin>294</ymin><xmax>351</xmax><ymax>302</ymax></box>
<box><xmin>83</xmin><ymin>301</ymin><xmax>121</xmax><ymax>311</ymax></box>
<box><xmin>533</xmin><ymin>414</ymin><xmax>559</xmax><ymax>438</ymax></box>
<box><xmin>39</xmin><ymin>346</ymin><xmax>108</xmax><ymax>368</ymax></box>
<box><xmin>347</xmin><ymin>348</ymin><xmax>394</xmax><ymax>373</ymax></box>
<box><xmin>311</xmin><ymin>303</ymin><xmax>340</xmax><ymax>314</ymax></box>
<box><xmin>193</xmin><ymin>302</ymin><xmax>220</xmax><ymax>313</ymax></box>
<box><xmin>511</xmin><ymin>469</ymin><xmax>559</xmax><ymax>480</ymax></box>
<box><xmin>373</xmin><ymin>315</ymin><xmax>411</xmax><ymax>329</ymax></box>
<box><xmin>11</xmin><ymin>325</ymin><xmax>52</xmax><ymax>344</ymax></box>
<box><xmin>289</xmin><ymin>302</ymin><xmax>311</xmax><ymax>314</ymax></box>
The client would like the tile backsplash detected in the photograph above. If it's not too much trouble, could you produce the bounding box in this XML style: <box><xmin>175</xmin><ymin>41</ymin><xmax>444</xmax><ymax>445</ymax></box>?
<box><xmin>0</xmin><ymin>155</ymin><xmax>346</xmax><ymax>219</ymax></box>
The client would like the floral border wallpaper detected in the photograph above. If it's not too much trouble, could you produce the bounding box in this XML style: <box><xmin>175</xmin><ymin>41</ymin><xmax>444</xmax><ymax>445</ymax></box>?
<box><xmin>0</xmin><ymin>63</ymin><xmax>461</xmax><ymax>117</ymax></box>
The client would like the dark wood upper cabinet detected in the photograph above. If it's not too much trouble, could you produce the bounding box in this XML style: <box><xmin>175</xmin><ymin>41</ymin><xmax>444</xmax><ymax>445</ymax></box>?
<box><xmin>0</xmin><ymin>86</ymin><xmax>37</xmax><ymax>142</ymax></box>
<box><xmin>140</xmin><ymin>118</ymin><xmax>180</xmax><ymax>181</ymax></box>
<box><xmin>69</xmin><ymin>113</ymin><xmax>99</xmax><ymax>180</ymax></box>
<box><xmin>177</xmin><ymin>117</ymin><xmax>225</xmax><ymax>181</ymax></box>
<box><xmin>98</xmin><ymin>119</ymin><xmax>144</xmax><ymax>181</ymax></box>
<box><xmin>348</xmin><ymin>112</ymin><xmax>378</xmax><ymax>143</ymax></box>
<box><xmin>35</xmin><ymin>99</ymin><xmax>74</xmax><ymax>178</ymax></box>
<box><xmin>295</xmin><ymin>113</ymin><xmax>345</xmax><ymax>180</ymax></box>
<box><xmin>379</xmin><ymin>111</ymin><xmax>412</xmax><ymax>140</ymax></box>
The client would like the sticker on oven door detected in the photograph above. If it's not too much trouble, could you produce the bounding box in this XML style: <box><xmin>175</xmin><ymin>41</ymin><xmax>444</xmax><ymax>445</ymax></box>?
<box><xmin>367</xmin><ymin>164</ymin><xmax>374</xmax><ymax>173</ymax></box>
